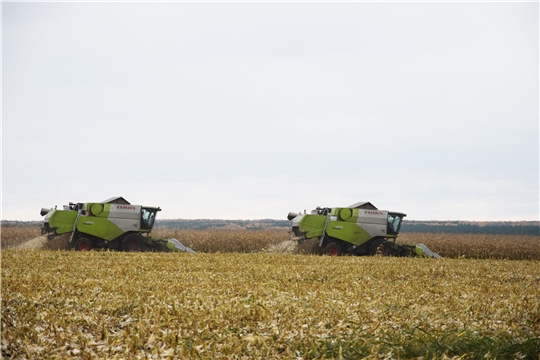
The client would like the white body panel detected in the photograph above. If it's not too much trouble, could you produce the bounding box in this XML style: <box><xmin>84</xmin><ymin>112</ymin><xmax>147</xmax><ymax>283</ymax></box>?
<box><xmin>109</xmin><ymin>204</ymin><xmax>141</xmax><ymax>219</ymax></box>
<box><xmin>108</xmin><ymin>204</ymin><xmax>141</xmax><ymax>231</ymax></box>
<box><xmin>356</xmin><ymin>209</ymin><xmax>388</xmax><ymax>237</ymax></box>
<box><xmin>361</xmin><ymin>223</ymin><xmax>387</xmax><ymax>237</ymax></box>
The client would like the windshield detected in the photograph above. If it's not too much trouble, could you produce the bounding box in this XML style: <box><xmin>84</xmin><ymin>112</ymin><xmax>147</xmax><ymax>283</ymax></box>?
<box><xmin>141</xmin><ymin>208</ymin><xmax>157</xmax><ymax>230</ymax></box>
<box><xmin>387</xmin><ymin>213</ymin><xmax>404</xmax><ymax>235</ymax></box>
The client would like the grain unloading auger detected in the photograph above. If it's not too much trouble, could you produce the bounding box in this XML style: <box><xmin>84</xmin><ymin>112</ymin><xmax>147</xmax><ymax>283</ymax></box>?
<box><xmin>287</xmin><ymin>202</ymin><xmax>440</xmax><ymax>258</ymax></box>
<box><xmin>40</xmin><ymin>197</ymin><xmax>195</xmax><ymax>253</ymax></box>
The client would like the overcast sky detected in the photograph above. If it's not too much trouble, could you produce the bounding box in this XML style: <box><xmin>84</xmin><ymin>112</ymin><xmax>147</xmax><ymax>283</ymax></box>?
<box><xmin>2</xmin><ymin>1</ymin><xmax>538</xmax><ymax>221</ymax></box>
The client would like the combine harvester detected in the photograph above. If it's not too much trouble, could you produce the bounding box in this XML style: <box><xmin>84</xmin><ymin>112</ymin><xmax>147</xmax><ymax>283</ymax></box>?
<box><xmin>40</xmin><ymin>197</ymin><xmax>195</xmax><ymax>253</ymax></box>
<box><xmin>287</xmin><ymin>201</ymin><xmax>440</xmax><ymax>258</ymax></box>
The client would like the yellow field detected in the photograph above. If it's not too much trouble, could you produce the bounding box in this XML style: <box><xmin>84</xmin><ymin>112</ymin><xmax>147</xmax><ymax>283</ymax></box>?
<box><xmin>2</xmin><ymin>250</ymin><xmax>539</xmax><ymax>359</ymax></box>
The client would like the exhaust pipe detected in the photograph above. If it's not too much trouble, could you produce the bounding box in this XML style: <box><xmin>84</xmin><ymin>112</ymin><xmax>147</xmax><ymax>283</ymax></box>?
<box><xmin>40</xmin><ymin>208</ymin><xmax>52</xmax><ymax>217</ymax></box>
<box><xmin>287</xmin><ymin>212</ymin><xmax>298</xmax><ymax>221</ymax></box>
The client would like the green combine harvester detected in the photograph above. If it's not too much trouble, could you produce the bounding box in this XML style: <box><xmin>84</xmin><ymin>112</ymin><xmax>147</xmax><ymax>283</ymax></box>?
<box><xmin>287</xmin><ymin>201</ymin><xmax>440</xmax><ymax>257</ymax></box>
<box><xmin>40</xmin><ymin>197</ymin><xmax>195</xmax><ymax>253</ymax></box>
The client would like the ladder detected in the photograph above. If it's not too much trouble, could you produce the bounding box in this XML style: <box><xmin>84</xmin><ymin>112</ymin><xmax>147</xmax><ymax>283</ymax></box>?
<box><xmin>69</xmin><ymin>209</ymin><xmax>83</xmax><ymax>244</ymax></box>
<box><xmin>318</xmin><ymin>212</ymin><xmax>332</xmax><ymax>247</ymax></box>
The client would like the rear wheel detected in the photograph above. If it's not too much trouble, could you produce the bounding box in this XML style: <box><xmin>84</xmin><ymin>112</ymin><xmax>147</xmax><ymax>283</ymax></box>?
<box><xmin>75</xmin><ymin>237</ymin><xmax>93</xmax><ymax>251</ymax></box>
<box><xmin>122</xmin><ymin>234</ymin><xmax>144</xmax><ymax>252</ymax></box>
<box><xmin>323</xmin><ymin>241</ymin><xmax>342</xmax><ymax>256</ymax></box>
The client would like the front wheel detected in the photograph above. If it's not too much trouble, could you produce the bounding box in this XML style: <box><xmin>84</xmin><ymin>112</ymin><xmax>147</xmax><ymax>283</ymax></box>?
<box><xmin>75</xmin><ymin>237</ymin><xmax>93</xmax><ymax>251</ymax></box>
<box><xmin>122</xmin><ymin>234</ymin><xmax>144</xmax><ymax>252</ymax></box>
<box><xmin>323</xmin><ymin>241</ymin><xmax>342</xmax><ymax>256</ymax></box>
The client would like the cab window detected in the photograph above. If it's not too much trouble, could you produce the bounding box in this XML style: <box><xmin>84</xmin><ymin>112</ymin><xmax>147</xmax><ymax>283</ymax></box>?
<box><xmin>141</xmin><ymin>208</ymin><xmax>156</xmax><ymax>230</ymax></box>
<box><xmin>387</xmin><ymin>214</ymin><xmax>403</xmax><ymax>234</ymax></box>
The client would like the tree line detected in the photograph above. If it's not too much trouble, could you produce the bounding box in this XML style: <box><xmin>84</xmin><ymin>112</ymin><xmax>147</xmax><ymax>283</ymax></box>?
<box><xmin>400</xmin><ymin>221</ymin><xmax>539</xmax><ymax>236</ymax></box>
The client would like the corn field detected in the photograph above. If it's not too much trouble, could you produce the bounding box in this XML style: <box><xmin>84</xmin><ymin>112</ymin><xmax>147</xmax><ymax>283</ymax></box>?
<box><xmin>2</xmin><ymin>250</ymin><xmax>539</xmax><ymax>359</ymax></box>
<box><xmin>2</xmin><ymin>226</ymin><xmax>540</xmax><ymax>358</ymax></box>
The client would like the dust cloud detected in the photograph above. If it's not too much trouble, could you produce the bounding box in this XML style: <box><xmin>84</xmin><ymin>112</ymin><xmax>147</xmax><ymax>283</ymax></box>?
<box><xmin>265</xmin><ymin>238</ymin><xmax>321</xmax><ymax>254</ymax></box>
<box><xmin>14</xmin><ymin>234</ymin><xmax>71</xmax><ymax>251</ymax></box>
<box><xmin>265</xmin><ymin>240</ymin><xmax>298</xmax><ymax>254</ymax></box>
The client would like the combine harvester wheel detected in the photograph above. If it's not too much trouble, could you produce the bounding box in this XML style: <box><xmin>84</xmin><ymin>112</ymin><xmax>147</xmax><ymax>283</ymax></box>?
<box><xmin>75</xmin><ymin>238</ymin><xmax>93</xmax><ymax>251</ymax></box>
<box><xmin>323</xmin><ymin>242</ymin><xmax>342</xmax><ymax>256</ymax></box>
<box><xmin>123</xmin><ymin>234</ymin><xmax>144</xmax><ymax>252</ymax></box>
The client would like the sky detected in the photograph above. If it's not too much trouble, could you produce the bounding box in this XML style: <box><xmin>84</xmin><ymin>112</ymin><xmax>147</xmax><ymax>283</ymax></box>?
<box><xmin>2</xmin><ymin>1</ymin><xmax>539</xmax><ymax>221</ymax></box>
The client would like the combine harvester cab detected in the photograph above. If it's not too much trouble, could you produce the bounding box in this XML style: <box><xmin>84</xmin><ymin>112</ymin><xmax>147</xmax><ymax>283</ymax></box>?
<box><xmin>40</xmin><ymin>196</ymin><xmax>195</xmax><ymax>253</ymax></box>
<box><xmin>287</xmin><ymin>201</ymin><xmax>440</xmax><ymax>258</ymax></box>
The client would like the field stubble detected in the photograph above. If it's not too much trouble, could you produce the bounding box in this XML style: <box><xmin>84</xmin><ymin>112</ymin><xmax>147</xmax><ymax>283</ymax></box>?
<box><xmin>2</xmin><ymin>226</ymin><xmax>540</xmax><ymax>358</ymax></box>
<box><xmin>2</xmin><ymin>251</ymin><xmax>539</xmax><ymax>359</ymax></box>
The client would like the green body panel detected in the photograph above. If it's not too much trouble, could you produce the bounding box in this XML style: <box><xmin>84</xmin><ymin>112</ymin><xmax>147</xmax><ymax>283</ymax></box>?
<box><xmin>48</xmin><ymin>206</ymin><xmax>124</xmax><ymax>241</ymax></box>
<box><xmin>306</xmin><ymin>229</ymin><xmax>324</xmax><ymax>238</ymax></box>
<box><xmin>48</xmin><ymin>211</ymin><xmax>78</xmax><ymax>235</ymax></box>
<box><xmin>76</xmin><ymin>217</ymin><xmax>125</xmax><ymax>241</ymax></box>
<box><xmin>298</xmin><ymin>211</ymin><xmax>373</xmax><ymax>246</ymax></box>
<box><xmin>330</xmin><ymin>208</ymin><xmax>358</xmax><ymax>223</ymax></box>
<box><xmin>83</xmin><ymin>203</ymin><xmax>112</xmax><ymax>218</ymax></box>
<box><xmin>325</xmin><ymin>220</ymin><xmax>372</xmax><ymax>245</ymax></box>
<box><xmin>330</xmin><ymin>207</ymin><xmax>360</xmax><ymax>222</ymax></box>
<box><xmin>299</xmin><ymin>215</ymin><xmax>327</xmax><ymax>237</ymax></box>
